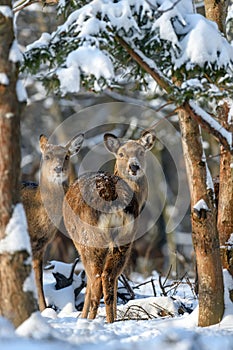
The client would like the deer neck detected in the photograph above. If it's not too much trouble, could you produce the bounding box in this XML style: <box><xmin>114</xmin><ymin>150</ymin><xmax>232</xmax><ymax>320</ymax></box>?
<box><xmin>114</xmin><ymin>170</ymin><xmax>148</xmax><ymax>211</ymax></box>
<box><xmin>38</xmin><ymin>173</ymin><xmax>68</xmax><ymax>204</ymax></box>
<box><xmin>37</xmin><ymin>173</ymin><xmax>67</xmax><ymax>224</ymax></box>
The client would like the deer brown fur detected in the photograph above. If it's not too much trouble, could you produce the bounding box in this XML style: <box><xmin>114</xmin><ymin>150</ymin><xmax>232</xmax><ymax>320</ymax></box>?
<box><xmin>21</xmin><ymin>133</ymin><xmax>84</xmax><ymax>311</ymax></box>
<box><xmin>63</xmin><ymin>131</ymin><xmax>155</xmax><ymax>322</ymax></box>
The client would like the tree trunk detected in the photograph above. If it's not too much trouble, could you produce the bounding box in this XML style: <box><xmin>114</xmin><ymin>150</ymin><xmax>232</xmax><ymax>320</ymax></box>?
<box><xmin>204</xmin><ymin>0</ymin><xmax>230</xmax><ymax>35</ymax></box>
<box><xmin>217</xmin><ymin>104</ymin><xmax>233</xmax><ymax>282</ymax></box>
<box><xmin>178</xmin><ymin>108</ymin><xmax>224</xmax><ymax>326</ymax></box>
<box><xmin>0</xmin><ymin>1</ymin><xmax>38</xmax><ymax>327</ymax></box>
<box><xmin>205</xmin><ymin>0</ymin><xmax>233</xmax><ymax>300</ymax></box>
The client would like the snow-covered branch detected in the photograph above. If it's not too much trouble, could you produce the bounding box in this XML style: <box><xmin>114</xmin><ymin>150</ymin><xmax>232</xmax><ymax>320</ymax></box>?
<box><xmin>22</xmin><ymin>0</ymin><xmax>233</xmax><ymax>148</ymax></box>
<box><xmin>183</xmin><ymin>101</ymin><xmax>232</xmax><ymax>151</ymax></box>
<box><xmin>115</xmin><ymin>34</ymin><xmax>233</xmax><ymax>151</ymax></box>
<box><xmin>115</xmin><ymin>35</ymin><xmax>173</xmax><ymax>93</ymax></box>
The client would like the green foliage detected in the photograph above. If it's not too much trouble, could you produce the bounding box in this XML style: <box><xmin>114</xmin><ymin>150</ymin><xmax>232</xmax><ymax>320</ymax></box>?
<box><xmin>22</xmin><ymin>0</ymin><xmax>233</xmax><ymax>104</ymax></box>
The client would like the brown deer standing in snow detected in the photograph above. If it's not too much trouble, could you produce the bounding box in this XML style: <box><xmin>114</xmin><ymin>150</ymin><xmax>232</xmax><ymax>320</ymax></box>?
<box><xmin>21</xmin><ymin>133</ymin><xmax>84</xmax><ymax>311</ymax></box>
<box><xmin>63</xmin><ymin>130</ymin><xmax>156</xmax><ymax>322</ymax></box>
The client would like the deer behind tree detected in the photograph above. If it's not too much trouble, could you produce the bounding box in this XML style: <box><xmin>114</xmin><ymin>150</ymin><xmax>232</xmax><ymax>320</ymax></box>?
<box><xmin>21</xmin><ymin>133</ymin><xmax>84</xmax><ymax>311</ymax></box>
<box><xmin>63</xmin><ymin>131</ymin><xmax>155</xmax><ymax>322</ymax></box>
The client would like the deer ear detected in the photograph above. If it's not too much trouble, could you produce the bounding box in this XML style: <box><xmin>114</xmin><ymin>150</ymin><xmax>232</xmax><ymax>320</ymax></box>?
<box><xmin>39</xmin><ymin>134</ymin><xmax>48</xmax><ymax>153</ymax></box>
<box><xmin>138</xmin><ymin>130</ymin><xmax>156</xmax><ymax>151</ymax></box>
<box><xmin>66</xmin><ymin>133</ymin><xmax>84</xmax><ymax>156</ymax></box>
<box><xmin>104</xmin><ymin>133</ymin><xmax>121</xmax><ymax>154</ymax></box>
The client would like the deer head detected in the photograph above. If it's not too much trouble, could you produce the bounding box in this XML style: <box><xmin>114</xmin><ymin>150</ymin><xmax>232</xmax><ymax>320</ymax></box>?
<box><xmin>39</xmin><ymin>133</ymin><xmax>84</xmax><ymax>184</ymax></box>
<box><xmin>104</xmin><ymin>130</ymin><xmax>156</xmax><ymax>181</ymax></box>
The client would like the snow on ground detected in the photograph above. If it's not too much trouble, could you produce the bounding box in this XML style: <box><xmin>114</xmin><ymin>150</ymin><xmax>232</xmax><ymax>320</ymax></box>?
<box><xmin>1</xmin><ymin>263</ymin><xmax>233</xmax><ymax>350</ymax></box>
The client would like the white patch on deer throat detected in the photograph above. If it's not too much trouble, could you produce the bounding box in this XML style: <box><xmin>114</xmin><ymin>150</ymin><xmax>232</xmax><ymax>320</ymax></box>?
<box><xmin>98</xmin><ymin>213</ymin><xmax>124</xmax><ymax>229</ymax></box>
<box><xmin>98</xmin><ymin>213</ymin><xmax>135</xmax><ymax>246</ymax></box>
<box><xmin>48</xmin><ymin>173</ymin><xmax>68</xmax><ymax>184</ymax></box>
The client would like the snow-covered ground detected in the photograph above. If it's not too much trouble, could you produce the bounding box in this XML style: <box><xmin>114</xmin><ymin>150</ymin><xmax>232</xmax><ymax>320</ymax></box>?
<box><xmin>1</xmin><ymin>262</ymin><xmax>233</xmax><ymax>350</ymax></box>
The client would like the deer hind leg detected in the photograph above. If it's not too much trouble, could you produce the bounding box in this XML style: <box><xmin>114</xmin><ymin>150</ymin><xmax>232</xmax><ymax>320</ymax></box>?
<box><xmin>33</xmin><ymin>255</ymin><xmax>47</xmax><ymax>311</ymax></box>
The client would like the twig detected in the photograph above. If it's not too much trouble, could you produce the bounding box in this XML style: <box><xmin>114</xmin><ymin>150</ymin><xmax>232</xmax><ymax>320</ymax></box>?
<box><xmin>74</xmin><ymin>270</ymin><xmax>86</xmax><ymax>299</ymax></box>
<box><xmin>132</xmin><ymin>278</ymin><xmax>157</xmax><ymax>290</ymax></box>
<box><xmin>158</xmin><ymin>264</ymin><xmax>173</xmax><ymax>296</ymax></box>
<box><xmin>52</xmin><ymin>258</ymin><xmax>81</xmax><ymax>290</ymax></box>
<box><xmin>159</xmin><ymin>274</ymin><xmax>167</xmax><ymax>296</ymax></box>
<box><xmin>185</xmin><ymin>274</ymin><xmax>197</xmax><ymax>298</ymax></box>
<box><xmin>119</xmin><ymin>274</ymin><xmax>135</xmax><ymax>300</ymax></box>
<box><xmin>69</xmin><ymin>258</ymin><xmax>81</xmax><ymax>280</ymax></box>
<box><xmin>151</xmin><ymin>278</ymin><xmax>157</xmax><ymax>297</ymax></box>
<box><xmin>119</xmin><ymin>304</ymin><xmax>155</xmax><ymax>321</ymax></box>
<box><xmin>150</xmin><ymin>302</ymin><xmax>175</xmax><ymax>318</ymax></box>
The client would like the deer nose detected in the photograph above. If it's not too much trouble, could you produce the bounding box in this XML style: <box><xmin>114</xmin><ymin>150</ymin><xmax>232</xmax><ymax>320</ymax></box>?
<box><xmin>54</xmin><ymin>166</ymin><xmax>63</xmax><ymax>174</ymax></box>
<box><xmin>129</xmin><ymin>163</ymin><xmax>140</xmax><ymax>173</ymax></box>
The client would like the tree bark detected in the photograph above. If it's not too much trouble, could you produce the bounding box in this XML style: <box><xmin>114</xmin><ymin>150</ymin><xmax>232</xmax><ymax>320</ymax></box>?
<box><xmin>205</xmin><ymin>0</ymin><xmax>233</xmax><ymax>300</ymax></box>
<box><xmin>204</xmin><ymin>0</ymin><xmax>230</xmax><ymax>35</ymax></box>
<box><xmin>0</xmin><ymin>0</ymin><xmax>38</xmax><ymax>327</ymax></box>
<box><xmin>178</xmin><ymin>109</ymin><xmax>224</xmax><ymax>326</ymax></box>
<box><xmin>217</xmin><ymin>104</ymin><xmax>233</xmax><ymax>283</ymax></box>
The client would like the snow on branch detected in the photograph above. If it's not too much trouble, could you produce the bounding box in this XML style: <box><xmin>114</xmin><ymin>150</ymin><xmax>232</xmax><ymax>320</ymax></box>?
<box><xmin>114</xmin><ymin>35</ymin><xmax>233</xmax><ymax>150</ymax></box>
<box><xmin>115</xmin><ymin>35</ymin><xmax>173</xmax><ymax>93</ymax></box>
<box><xmin>184</xmin><ymin>101</ymin><xmax>232</xmax><ymax>151</ymax></box>
<box><xmin>23</xmin><ymin>0</ymin><xmax>233</xmax><ymax>103</ymax></box>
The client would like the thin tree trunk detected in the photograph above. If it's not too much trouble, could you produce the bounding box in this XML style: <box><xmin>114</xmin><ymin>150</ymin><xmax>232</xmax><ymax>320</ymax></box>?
<box><xmin>178</xmin><ymin>109</ymin><xmax>224</xmax><ymax>326</ymax></box>
<box><xmin>0</xmin><ymin>0</ymin><xmax>38</xmax><ymax>327</ymax></box>
<box><xmin>205</xmin><ymin>0</ymin><xmax>233</xmax><ymax>300</ymax></box>
<box><xmin>217</xmin><ymin>103</ymin><xmax>233</xmax><ymax>284</ymax></box>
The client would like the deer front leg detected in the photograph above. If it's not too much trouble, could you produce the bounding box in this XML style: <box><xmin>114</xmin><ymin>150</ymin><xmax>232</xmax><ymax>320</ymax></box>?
<box><xmin>102</xmin><ymin>272</ymin><xmax>116</xmax><ymax>323</ymax></box>
<box><xmin>113</xmin><ymin>278</ymin><xmax>118</xmax><ymax>320</ymax></box>
<box><xmin>81</xmin><ymin>281</ymin><xmax>91</xmax><ymax>318</ymax></box>
<box><xmin>33</xmin><ymin>256</ymin><xmax>46</xmax><ymax>311</ymax></box>
<box><xmin>88</xmin><ymin>274</ymin><xmax>103</xmax><ymax>319</ymax></box>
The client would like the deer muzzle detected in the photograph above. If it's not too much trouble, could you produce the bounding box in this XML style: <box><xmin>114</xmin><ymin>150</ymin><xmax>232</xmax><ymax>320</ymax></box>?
<box><xmin>129</xmin><ymin>159</ymin><xmax>141</xmax><ymax>176</ymax></box>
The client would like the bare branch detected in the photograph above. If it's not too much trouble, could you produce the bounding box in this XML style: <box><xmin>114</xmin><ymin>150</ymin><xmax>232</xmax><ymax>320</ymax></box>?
<box><xmin>119</xmin><ymin>274</ymin><xmax>135</xmax><ymax>300</ymax></box>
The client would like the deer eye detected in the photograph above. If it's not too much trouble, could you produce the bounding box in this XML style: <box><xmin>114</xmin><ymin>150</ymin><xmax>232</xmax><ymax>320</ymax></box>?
<box><xmin>118</xmin><ymin>152</ymin><xmax>124</xmax><ymax>158</ymax></box>
<box><xmin>65</xmin><ymin>155</ymin><xmax>69</xmax><ymax>160</ymax></box>
<box><xmin>45</xmin><ymin>154</ymin><xmax>50</xmax><ymax>160</ymax></box>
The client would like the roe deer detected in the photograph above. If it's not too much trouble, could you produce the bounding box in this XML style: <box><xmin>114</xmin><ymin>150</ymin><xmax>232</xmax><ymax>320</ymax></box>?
<box><xmin>63</xmin><ymin>130</ymin><xmax>155</xmax><ymax>322</ymax></box>
<box><xmin>21</xmin><ymin>133</ymin><xmax>84</xmax><ymax>311</ymax></box>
